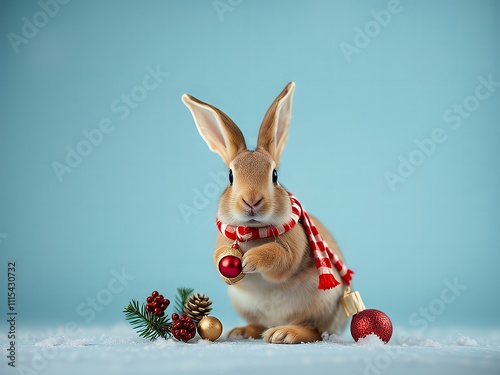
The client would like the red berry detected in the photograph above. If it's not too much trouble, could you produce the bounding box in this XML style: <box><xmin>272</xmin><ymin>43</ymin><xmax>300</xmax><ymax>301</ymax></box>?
<box><xmin>163</xmin><ymin>299</ymin><xmax>170</xmax><ymax>306</ymax></box>
<box><xmin>146</xmin><ymin>296</ymin><xmax>153</xmax><ymax>303</ymax></box>
<box><xmin>152</xmin><ymin>291</ymin><xmax>159</xmax><ymax>298</ymax></box>
<box><xmin>146</xmin><ymin>304</ymin><xmax>154</xmax><ymax>312</ymax></box>
<box><xmin>158</xmin><ymin>294</ymin><xmax>164</xmax><ymax>300</ymax></box>
<box><xmin>156</xmin><ymin>310</ymin><xmax>164</xmax><ymax>317</ymax></box>
<box><xmin>171</xmin><ymin>314</ymin><xmax>196</xmax><ymax>342</ymax></box>
<box><xmin>160</xmin><ymin>303</ymin><xmax>167</xmax><ymax>310</ymax></box>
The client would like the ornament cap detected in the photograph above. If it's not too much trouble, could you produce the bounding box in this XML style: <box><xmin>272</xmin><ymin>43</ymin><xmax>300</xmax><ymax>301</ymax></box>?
<box><xmin>341</xmin><ymin>288</ymin><xmax>366</xmax><ymax>317</ymax></box>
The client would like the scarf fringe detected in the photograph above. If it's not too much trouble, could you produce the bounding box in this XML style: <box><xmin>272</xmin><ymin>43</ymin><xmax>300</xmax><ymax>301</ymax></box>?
<box><xmin>318</xmin><ymin>269</ymin><xmax>354</xmax><ymax>291</ymax></box>
<box><xmin>341</xmin><ymin>269</ymin><xmax>354</xmax><ymax>286</ymax></box>
<box><xmin>318</xmin><ymin>274</ymin><xmax>340</xmax><ymax>290</ymax></box>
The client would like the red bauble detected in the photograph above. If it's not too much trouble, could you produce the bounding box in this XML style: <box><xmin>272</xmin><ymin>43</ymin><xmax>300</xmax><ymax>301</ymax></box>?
<box><xmin>351</xmin><ymin>309</ymin><xmax>393</xmax><ymax>343</ymax></box>
<box><xmin>218</xmin><ymin>255</ymin><xmax>242</xmax><ymax>279</ymax></box>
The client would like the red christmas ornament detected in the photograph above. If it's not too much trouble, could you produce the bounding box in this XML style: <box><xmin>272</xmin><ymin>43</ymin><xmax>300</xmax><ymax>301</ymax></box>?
<box><xmin>341</xmin><ymin>288</ymin><xmax>393</xmax><ymax>344</ymax></box>
<box><xmin>351</xmin><ymin>309</ymin><xmax>393</xmax><ymax>343</ymax></box>
<box><xmin>218</xmin><ymin>255</ymin><xmax>242</xmax><ymax>278</ymax></box>
<box><xmin>216</xmin><ymin>243</ymin><xmax>245</xmax><ymax>284</ymax></box>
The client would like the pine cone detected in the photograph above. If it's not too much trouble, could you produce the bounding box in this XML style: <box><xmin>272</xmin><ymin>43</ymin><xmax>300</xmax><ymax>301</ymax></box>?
<box><xmin>184</xmin><ymin>293</ymin><xmax>212</xmax><ymax>322</ymax></box>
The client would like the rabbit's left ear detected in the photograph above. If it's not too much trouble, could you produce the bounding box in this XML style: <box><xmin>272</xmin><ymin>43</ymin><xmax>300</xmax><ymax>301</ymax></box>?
<box><xmin>257</xmin><ymin>82</ymin><xmax>295</xmax><ymax>165</ymax></box>
<box><xmin>182</xmin><ymin>94</ymin><xmax>247</xmax><ymax>165</ymax></box>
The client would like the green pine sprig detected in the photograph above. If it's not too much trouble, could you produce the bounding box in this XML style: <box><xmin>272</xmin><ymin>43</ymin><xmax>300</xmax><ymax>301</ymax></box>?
<box><xmin>123</xmin><ymin>299</ymin><xmax>171</xmax><ymax>341</ymax></box>
<box><xmin>174</xmin><ymin>287</ymin><xmax>194</xmax><ymax>315</ymax></box>
<box><xmin>124</xmin><ymin>287</ymin><xmax>196</xmax><ymax>341</ymax></box>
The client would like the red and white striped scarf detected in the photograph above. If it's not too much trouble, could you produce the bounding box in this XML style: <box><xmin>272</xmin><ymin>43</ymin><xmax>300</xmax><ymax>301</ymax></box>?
<box><xmin>216</xmin><ymin>192</ymin><xmax>353</xmax><ymax>290</ymax></box>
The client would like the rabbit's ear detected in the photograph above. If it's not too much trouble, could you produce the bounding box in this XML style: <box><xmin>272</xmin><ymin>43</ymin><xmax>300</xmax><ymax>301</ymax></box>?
<box><xmin>182</xmin><ymin>94</ymin><xmax>247</xmax><ymax>165</ymax></box>
<box><xmin>257</xmin><ymin>82</ymin><xmax>295</xmax><ymax>165</ymax></box>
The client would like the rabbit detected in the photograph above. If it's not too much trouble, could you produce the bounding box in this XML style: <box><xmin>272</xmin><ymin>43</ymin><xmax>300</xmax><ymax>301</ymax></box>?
<box><xmin>182</xmin><ymin>82</ymin><xmax>349</xmax><ymax>344</ymax></box>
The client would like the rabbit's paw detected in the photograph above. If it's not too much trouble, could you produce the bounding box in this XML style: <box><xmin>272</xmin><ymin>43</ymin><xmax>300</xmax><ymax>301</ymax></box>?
<box><xmin>263</xmin><ymin>325</ymin><xmax>321</xmax><ymax>344</ymax></box>
<box><xmin>227</xmin><ymin>324</ymin><xmax>265</xmax><ymax>340</ymax></box>
<box><xmin>241</xmin><ymin>244</ymin><xmax>279</xmax><ymax>274</ymax></box>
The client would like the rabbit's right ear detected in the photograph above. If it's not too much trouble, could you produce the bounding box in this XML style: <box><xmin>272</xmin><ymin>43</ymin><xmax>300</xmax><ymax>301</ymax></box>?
<box><xmin>182</xmin><ymin>94</ymin><xmax>247</xmax><ymax>165</ymax></box>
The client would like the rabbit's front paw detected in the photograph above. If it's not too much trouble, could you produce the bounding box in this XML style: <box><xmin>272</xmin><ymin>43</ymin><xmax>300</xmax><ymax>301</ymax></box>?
<box><xmin>241</xmin><ymin>249</ymin><xmax>264</xmax><ymax>274</ymax></box>
<box><xmin>241</xmin><ymin>244</ymin><xmax>277</xmax><ymax>274</ymax></box>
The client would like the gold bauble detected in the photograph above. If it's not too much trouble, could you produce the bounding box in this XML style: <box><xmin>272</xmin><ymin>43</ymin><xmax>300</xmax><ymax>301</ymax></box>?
<box><xmin>197</xmin><ymin>316</ymin><xmax>223</xmax><ymax>341</ymax></box>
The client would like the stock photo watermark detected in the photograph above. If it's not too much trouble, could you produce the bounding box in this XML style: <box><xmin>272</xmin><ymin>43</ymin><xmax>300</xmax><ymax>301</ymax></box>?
<box><xmin>13</xmin><ymin>267</ymin><xmax>134</xmax><ymax>374</ymax></box>
<box><xmin>179</xmin><ymin>135</ymin><xmax>260</xmax><ymax>224</ymax></box>
<box><xmin>178</xmin><ymin>169</ymin><xmax>228</xmax><ymax>224</ymax></box>
<box><xmin>7</xmin><ymin>0</ymin><xmax>71</xmax><ymax>54</ymax></box>
<box><xmin>75</xmin><ymin>267</ymin><xmax>135</xmax><ymax>323</ymax></box>
<box><xmin>384</xmin><ymin>73</ymin><xmax>499</xmax><ymax>192</ymax></box>
<box><xmin>51</xmin><ymin>65</ymin><xmax>169</xmax><ymax>183</ymax></box>
<box><xmin>213</xmin><ymin>0</ymin><xmax>243</xmax><ymax>21</ymax></box>
<box><xmin>339</xmin><ymin>0</ymin><xmax>409</xmax><ymax>63</ymax></box>
<box><xmin>6</xmin><ymin>261</ymin><xmax>17</xmax><ymax>368</ymax></box>
<box><xmin>363</xmin><ymin>277</ymin><xmax>467</xmax><ymax>375</ymax></box>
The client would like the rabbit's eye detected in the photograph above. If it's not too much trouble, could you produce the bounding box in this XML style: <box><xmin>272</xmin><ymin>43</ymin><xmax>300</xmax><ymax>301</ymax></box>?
<box><xmin>229</xmin><ymin>169</ymin><xmax>233</xmax><ymax>185</ymax></box>
<box><xmin>272</xmin><ymin>169</ymin><xmax>278</xmax><ymax>184</ymax></box>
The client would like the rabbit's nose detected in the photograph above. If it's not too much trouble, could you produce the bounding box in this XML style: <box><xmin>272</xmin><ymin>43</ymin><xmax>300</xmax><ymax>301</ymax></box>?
<box><xmin>242</xmin><ymin>197</ymin><xmax>263</xmax><ymax>209</ymax></box>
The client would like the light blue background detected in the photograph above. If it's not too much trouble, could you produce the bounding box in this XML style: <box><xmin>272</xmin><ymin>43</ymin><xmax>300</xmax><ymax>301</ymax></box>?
<box><xmin>0</xmin><ymin>0</ymin><xmax>499</xmax><ymax>333</ymax></box>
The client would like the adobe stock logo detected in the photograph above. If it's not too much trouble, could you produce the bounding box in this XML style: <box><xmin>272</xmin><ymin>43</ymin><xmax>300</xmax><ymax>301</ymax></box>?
<box><xmin>339</xmin><ymin>0</ymin><xmax>407</xmax><ymax>63</ymax></box>
<box><xmin>363</xmin><ymin>277</ymin><xmax>467</xmax><ymax>375</ymax></box>
<box><xmin>213</xmin><ymin>0</ymin><xmax>243</xmax><ymax>21</ymax></box>
<box><xmin>7</xmin><ymin>0</ymin><xmax>71</xmax><ymax>54</ymax></box>
<box><xmin>51</xmin><ymin>65</ymin><xmax>169</xmax><ymax>182</ymax></box>
<box><xmin>179</xmin><ymin>169</ymin><xmax>228</xmax><ymax>224</ymax></box>
<box><xmin>75</xmin><ymin>268</ymin><xmax>135</xmax><ymax>323</ymax></box>
<box><xmin>384</xmin><ymin>73</ymin><xmax>499</xmax><ymax>192</ymax></box>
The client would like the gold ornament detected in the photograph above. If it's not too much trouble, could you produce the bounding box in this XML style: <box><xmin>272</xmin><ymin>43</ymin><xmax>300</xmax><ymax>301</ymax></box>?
<box><xmin>184</xmin><ymin>293</ymin><xmax>213</xmax><ymax>322</ymax></box>
<box><xmin>197</xmin><ymin>316</ymin><xmax>223</xmax><ymax>341</ymax></box>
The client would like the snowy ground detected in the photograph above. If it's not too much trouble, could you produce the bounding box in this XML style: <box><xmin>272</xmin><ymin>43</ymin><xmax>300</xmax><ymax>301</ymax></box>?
<box><xmin>2</xmin><ymin>325</ymin><xmax>499</xmax><ymax>375</ymax></box>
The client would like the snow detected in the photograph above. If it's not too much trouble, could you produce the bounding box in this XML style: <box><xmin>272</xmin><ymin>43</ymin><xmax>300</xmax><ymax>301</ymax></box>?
<box><xmin>2</xmin><ymin>325</ymin><xmax>499</xmax><ymax>375</ymax></box>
